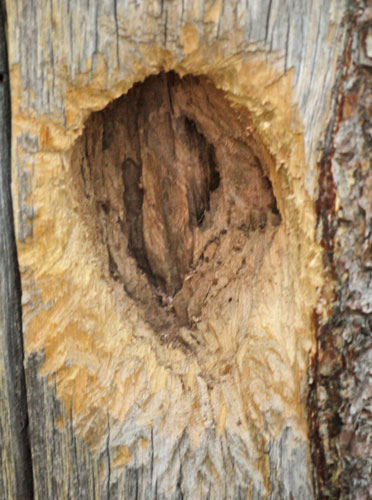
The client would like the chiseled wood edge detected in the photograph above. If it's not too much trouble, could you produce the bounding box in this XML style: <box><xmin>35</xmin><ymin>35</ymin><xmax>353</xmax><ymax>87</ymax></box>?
<box><xmin>0</xmin><ymin>1</ymin><xmax>33</xmax><ymax>498</ymax></box>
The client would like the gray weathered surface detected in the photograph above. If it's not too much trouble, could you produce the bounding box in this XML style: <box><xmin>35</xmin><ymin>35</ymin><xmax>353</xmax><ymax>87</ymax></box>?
<box><xmin>0</xmin><ymin>1</ymin><xmax>33</xmax><ymax>498</ymax></box>
<box><xmin>25</xmin><ymin>353</ymin><xmax>99</xmax><ymax>500</ymax></box>
<box><xmin>27</xmin><ymin>352</ymin><xmax>314</xmax><ymax>500</ymax></box>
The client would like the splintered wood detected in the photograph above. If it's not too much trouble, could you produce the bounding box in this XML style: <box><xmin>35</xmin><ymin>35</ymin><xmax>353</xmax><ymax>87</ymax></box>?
<box><xmin>8</xmin><ymin>0</ymin><xmax>345</xmax><ymax>494</ymax></box>
<box><xmin>71</xmin><ymin>72</ymin><xmax>281</xmax><ymax>343</ymax></box>
<box><xmin>15</xmin><ymin>62</ymin><xmax>323</xmax><ymax>497</ymax></box>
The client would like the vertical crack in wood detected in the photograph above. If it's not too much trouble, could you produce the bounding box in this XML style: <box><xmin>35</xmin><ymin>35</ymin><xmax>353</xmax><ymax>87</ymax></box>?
<box><xmin>122</xmin><ymin>157</ymin><xmax>153</xmax><ymax>285</ymax></box>
<box><xmin>113</xmin><ymin>0</ymin><xmax>120</xmax><ymax>68</ymax></box>
<box><xmin>106</xmin><ymin>412</ymin><xmax>111</xmax><ymax>500</ymax></box>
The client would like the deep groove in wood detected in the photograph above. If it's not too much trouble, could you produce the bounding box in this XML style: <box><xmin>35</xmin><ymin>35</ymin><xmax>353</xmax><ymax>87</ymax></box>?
<box><xmin>71</xmin><ymin>71</ymin><xmax>281</xmax><ymax>338</ymax></box>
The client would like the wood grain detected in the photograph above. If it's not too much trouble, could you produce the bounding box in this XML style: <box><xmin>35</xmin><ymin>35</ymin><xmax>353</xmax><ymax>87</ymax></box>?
<box><xmin>0</xmin><ymin>1</ymin><xmax>33</xmax><ymax>498</ymax></box>
<box><xmin>1</xmin><ymin>1</ymin><xmax>355</xmax><ymax>499</ymax></box>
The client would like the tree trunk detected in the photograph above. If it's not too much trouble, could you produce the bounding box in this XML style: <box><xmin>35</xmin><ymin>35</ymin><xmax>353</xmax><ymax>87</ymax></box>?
<box><xmin>0</xmin><ymin>1</ymin><xmax>370</xmax><ymax>499</ymax></box>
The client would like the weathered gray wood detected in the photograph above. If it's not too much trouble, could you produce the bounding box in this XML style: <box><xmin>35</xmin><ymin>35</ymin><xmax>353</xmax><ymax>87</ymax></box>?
<box><xmin>0</xmin><ymin>1</ymin><xmax>33</xmax><ymax>498</ymax></box>
<box><xmin>25</xmin><ymin>352</ymin><xmax>100</xmax><ymax>500</ymax></box>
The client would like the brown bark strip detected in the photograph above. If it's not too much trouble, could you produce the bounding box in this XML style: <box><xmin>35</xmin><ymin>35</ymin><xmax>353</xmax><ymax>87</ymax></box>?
<box><xmin>309</xmin><ymin>14</ymin><xmax>352</xmax><ymax>500</ymax></box>
<box><xmin>311</xmin><ymin>2</ymin><xmax>372</xmax><ymax>498</ymax></box>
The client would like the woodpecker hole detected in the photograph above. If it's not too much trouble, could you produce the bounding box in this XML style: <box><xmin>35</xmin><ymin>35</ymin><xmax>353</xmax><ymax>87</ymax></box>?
<box><xmin>70</xmin><ymin>71</ymin><xmax>281</xmax><ymax>337</ymax></box>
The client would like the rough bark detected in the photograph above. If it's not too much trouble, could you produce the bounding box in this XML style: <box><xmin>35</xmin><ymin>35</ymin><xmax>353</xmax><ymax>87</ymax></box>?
<box><xmin>309</xmin><ymin>3</ymin><xmax>372</xmax><ymax>498</ymax></box>
<box><xmin>2</xmin><ymin>1</ymin><xmax>369</xmax><ymax>499</ymax></box>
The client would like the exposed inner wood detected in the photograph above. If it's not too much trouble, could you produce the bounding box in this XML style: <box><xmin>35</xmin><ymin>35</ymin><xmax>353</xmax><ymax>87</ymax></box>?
<box><xmin>71</xmin><ymin>72</ymin><xmax>281</xmax><ymax>338</ymax></box>
<box><xmin>7</xmin><ymin>0</ymin><xmax>347</xmax><ymax>495</ymax></box>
